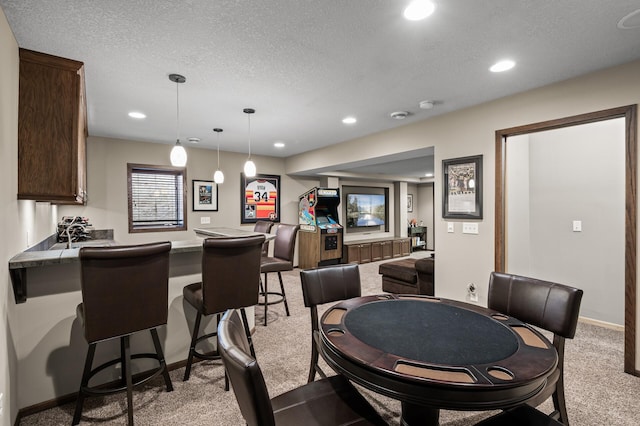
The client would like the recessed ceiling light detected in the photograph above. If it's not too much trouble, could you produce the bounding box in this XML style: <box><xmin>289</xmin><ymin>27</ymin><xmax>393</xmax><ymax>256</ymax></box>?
<box><xmin>390</xmin><ymin>111</ymin><xmax>409</xmax><ymax>119</ymax></box>
<box><xmin>404</xmin><ymin>0</ymin><xmax>436</xmax><ymax>21</ymax></box>
<box><xmin>274</xmin><ymin>142</ymin><xmax>285</xmax><ymax>148</ymax></box>
<box><xmin>490</xmin><ymin>60</ymin><xmax>516</xmax><ymax>73</ymax></box>
<box><xmin>425</xmin><ymin>173</ymin><xmax>434</xmax><ymax>177</ymax></box>
<box><xmin>128</xmin><ymin>111</ymin><xmax>146</xmax><ymax>119</ymax></box>
<box><xmin>187</xmin><ymin>137</ymin><xmax>200</xmax><ymax>144</ymax></box>
<box><xmin>419</xmin><ymin>100</ymin><xmax>434</xmax><ymax>109</ymax></box>
<box><xmin>342</xmin><ymin>116</ymin><xmax>357</xmax><ymax>124</ymax></box>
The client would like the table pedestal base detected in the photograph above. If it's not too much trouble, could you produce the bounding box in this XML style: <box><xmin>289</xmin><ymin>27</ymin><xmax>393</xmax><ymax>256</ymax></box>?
<box><xmin>401</xmin><ymin>402</ymin><xmax>440</xmax><ymax>426</ymax></box>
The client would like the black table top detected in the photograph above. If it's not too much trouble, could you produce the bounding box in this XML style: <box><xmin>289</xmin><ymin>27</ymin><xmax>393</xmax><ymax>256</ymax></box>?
<box><xmin>319</xmin><ymin>294</ymin><xmax>558</xmax><ymax>412</ymax></box>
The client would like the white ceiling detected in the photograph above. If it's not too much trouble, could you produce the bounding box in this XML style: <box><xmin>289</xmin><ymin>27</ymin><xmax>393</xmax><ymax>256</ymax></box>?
<box><xmin>2</xmin><ymin>1</ymin><xmax>640</xmax><ymax>179</ymax></box>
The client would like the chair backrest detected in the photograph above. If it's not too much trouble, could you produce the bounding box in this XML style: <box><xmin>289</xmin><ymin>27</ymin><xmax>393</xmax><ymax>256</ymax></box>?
<box><xmin>488</xmin><ymin>271</ymin><xmax>583</xmax><ymax>339</ymax></box>
<box><xmin>300</xmin><ymin>263</ymin><xmax>362</xmax><ymax>309</ymax></box>
<box><xmin>272</xmin><ymin>223</ymin><xmax>300</xmax><ymax>262</ymax></box>
<box><xmin>218</xmin><ymin>309</ymin><xmax>275</xmax><ymax>426</ymax></box>
<box><xmin>79</xmin><ymin>241</ymin><xmax>172</xmax><ymax>343</ymax></box>
<box><xmin>201</xmin><ymin>235</ymin><xmax>265</xmax><ymax>315</ymax></box>
<box><xmin>253</xmin><ymin>221</ymin><xmax>274</xmax><ymax>256</ymax></box>
<box><xmin>415</xmin><ymin>257</ymin><xmax>435</xmax><ymax>296</ymax></box>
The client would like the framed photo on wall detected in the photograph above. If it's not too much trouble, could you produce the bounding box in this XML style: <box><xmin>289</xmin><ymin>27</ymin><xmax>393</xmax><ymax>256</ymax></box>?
<box><xmin>240</xmin><ymin>173</ymin><xmax>281</xmax><ymax>224</ymax></box>
<box><xmin>193</xmin><ymin>180</ymin><xmax>218</xmax><ymax>211</ymax></box>
<box><xmin>443</xmin><ymin>155</ymin><xmax>483</xmax><ymax>219</ymax></box>
<box><xmin>407</xmin><ymin>194</ymin><xmax>413</xmax><ymax>212</ymax></box>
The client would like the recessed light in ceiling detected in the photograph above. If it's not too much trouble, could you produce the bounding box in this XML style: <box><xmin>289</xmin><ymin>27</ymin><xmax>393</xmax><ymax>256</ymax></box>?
<box><xmin>342</xmin><ymin>116</ymin><xmax>357</xmax><ymax>124</ymax></box>
<box><xmin>425</xmin><ymin>173</ymin><xmax>434</xmax><ymax>177</ymax></box>
<box><xmin>390</xmin><ymin>111</ymin><xmax>409</xmax><ymax>119</ymax></box>
<box><xmin>490</xmin><ymin>59</ymin><xmax>516</xmax><ymax>73</ymax></box>
<box><xmin>128</xmin><ymin>111</ymin><xmax>146</xmax><ymax>119</ymax></box>
<box><xmin>403</xmin><ymin>0</ymin><xmax>436</xmax><ymax>21</ymax></box>
<box><xmin>187</xmin><ymin>137</ymin><xmax>200</xmax><ymax>144</ymax></box>
<box><xmin>274</xmin><ymin>142</ymin><xmax>285</xmax><ymax>148</ymax></box>
<box><xmin>618</xmin><ymin>9</ymin><xmax>640</xmax><ymax>29</ymax></box>
<box><xmin>419</xmin><ymin>100</ymin><xmax>434</xmax><ymax>109</ymax></box>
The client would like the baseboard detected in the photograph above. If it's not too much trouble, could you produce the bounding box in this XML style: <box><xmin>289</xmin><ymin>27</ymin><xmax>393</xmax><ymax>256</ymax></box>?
<box><xmin>578</xmin><ymin>315</ymin><xmax>624</xmax><ymax>331</ymax></box>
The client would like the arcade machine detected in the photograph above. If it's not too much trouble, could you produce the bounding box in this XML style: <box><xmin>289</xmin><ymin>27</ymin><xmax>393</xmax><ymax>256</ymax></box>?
<box><xmin>298</xmin><ymin>187</ymin><xmax>343</xmax><ymax>269</ymax></box>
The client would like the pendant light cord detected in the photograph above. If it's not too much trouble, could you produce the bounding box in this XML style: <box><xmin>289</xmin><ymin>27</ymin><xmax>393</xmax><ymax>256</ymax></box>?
<box><xmin>175</xmin><ymin>82</ymin><xmax>180</xmax><ymax>143</ymax></box>
<box><xmin>247</xmin><ymin>113</ymin><xmax>252</xmax><ymax>160</ymax></box>
<box><xmin>217</xmin><ymin>132</ymin><xmax>220</xmax><ymax>167</ymax></box>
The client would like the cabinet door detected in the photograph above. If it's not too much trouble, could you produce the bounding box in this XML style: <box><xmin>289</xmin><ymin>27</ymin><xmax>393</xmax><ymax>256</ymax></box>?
<box><xmin>382</xmin><ymin>241</ymin><xmax>393</xmax><ymax>259</ymax></box>
<box><xmin>346</xmin><ymin>244</ymin><xmax>361</xmax><ymax>264</ymax></box>
<box><xmin>18</xmin><ymin>49</ymin><xmax>87</xmax><ymax>204</ymax></box>
<box><xmin>401</xmin><ymin>239</ymin><xmax>411</xmax><ymax>256</ymax></box>
<box><xmin>359</xmin><ymin>244</ymin><xmax>372</xmax><ymax>263</ymax></box>
<box><xmin>371</xmin><ymin>242</ymin><xmax>383</xmax><ymax>262</ymax></box>
<box><xmin>392</xmin><ymin>240</ymin><xmax>403</xmax><ymax>258</ymax></box>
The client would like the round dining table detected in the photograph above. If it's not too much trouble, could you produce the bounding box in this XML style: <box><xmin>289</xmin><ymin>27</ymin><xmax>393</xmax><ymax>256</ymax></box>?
<box><xmin>318</xmin><ymin>294</ymin><xmax>558</xmax><ymax>426</ymax></box>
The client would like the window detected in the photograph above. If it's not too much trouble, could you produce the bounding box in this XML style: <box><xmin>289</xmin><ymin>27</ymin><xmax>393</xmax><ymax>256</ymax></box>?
<box><xmin>127</xmin><ymin>163</ymin><xmax>187</xmax><ymax>233</ymax></box>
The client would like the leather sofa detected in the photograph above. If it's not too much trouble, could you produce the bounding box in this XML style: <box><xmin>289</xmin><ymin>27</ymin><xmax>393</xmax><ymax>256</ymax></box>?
<box><xmin>379</xmin><ymin>256</ymin><xmax>434</xmax><ymax>296</ymax></box>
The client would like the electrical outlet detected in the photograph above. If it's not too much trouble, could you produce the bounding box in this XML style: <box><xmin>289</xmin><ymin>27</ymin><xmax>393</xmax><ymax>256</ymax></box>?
<box><xmin>200</xmin><ymin>216</ymin><xmax>211</xmax><ymax>225</ymax></box>
<box><xmin>467</xmin><ymin>283</ymin><xmax>478</xmax><ymax>302</ymax></box>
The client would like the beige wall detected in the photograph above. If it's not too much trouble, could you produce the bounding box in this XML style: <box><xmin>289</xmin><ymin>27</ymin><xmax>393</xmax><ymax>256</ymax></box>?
<box><xmin>59</xmin><ymin>136</ymin><xmax>318</xmax><ymax>246</ymax></box>
<box><xmin>1</xmin><ymin>8</ymin><xmax>60</xmax><ymax>424</ymax></box>
<box><xmin>287</xmin><ymin>59</ymin><xmax>640</xmax><ymax>365</ymax></box>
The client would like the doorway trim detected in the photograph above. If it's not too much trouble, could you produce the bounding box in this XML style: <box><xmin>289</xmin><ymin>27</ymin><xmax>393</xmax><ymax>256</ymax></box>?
<box><xmin>495</xmin><ymin>104</ymin><xmax>638</xmax><ymax>374</ymax></box>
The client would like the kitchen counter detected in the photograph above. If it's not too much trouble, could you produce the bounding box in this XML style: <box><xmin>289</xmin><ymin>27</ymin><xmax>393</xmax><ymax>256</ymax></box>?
<box><xmin>8</xmin><ymin>230</ymin><xmax>205</xmax><ymax>303</ymax></box>
<box><xmin>8</xmin><ymin>230</ymin><xmax>237</xmax><ymax>410</ymax></box>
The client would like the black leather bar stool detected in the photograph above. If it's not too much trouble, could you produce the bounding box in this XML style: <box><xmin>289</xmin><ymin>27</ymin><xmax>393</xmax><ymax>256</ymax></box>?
<box><xmin>253</xmin><ymin>220</ymin><xmax>274</xmax><ymax>256</ymax></box>
<box><xmin>259</xmin><ymin>223</ymin><xmax>300</xmax><ymax>326</ymax></box>
<box><xmin>72</xmin><ymin>241</ymin><xmax>173</xmax><ymax>426</ymax></box>
<box><xmin>182</xmin><ymin>235</ymin><xmax>265</xmax><ymax>384</ymax></box>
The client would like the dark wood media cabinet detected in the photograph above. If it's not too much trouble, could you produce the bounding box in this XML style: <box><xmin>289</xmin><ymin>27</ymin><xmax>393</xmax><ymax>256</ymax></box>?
<box><xmin>343</xmin><ymin>237</ymin><xmax>411</xmax><ymax>264</ymax></box>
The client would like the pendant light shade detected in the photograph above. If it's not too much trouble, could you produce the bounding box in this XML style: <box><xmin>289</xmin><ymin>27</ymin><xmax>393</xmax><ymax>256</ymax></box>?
<box><xmin>213</xmin><ymin>128</ymin><xmax>224</xmax><ymax>184</ymax></box>
<box><xmin>169</xmin><ymin>73</ymin><xmax>187</xmax><ymax>167</ymax></box>
<box><xmin>243</xmin><ymin>108</ymin><xmax>256</xmax><ymax>177</ymax></box>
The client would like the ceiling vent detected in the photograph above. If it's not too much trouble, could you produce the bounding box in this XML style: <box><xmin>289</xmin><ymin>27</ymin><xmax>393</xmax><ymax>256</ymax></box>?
<box><xmin>390</xmin><ymin>111</ymin><xmax>409</xmax><ymax>119</ymax></box>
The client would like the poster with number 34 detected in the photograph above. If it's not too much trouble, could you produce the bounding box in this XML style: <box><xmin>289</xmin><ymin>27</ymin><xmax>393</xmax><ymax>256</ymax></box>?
<box><xmin>240</xmin><ymin>173</ymin><xmax>281</xmax><ymax>224</ymax></box>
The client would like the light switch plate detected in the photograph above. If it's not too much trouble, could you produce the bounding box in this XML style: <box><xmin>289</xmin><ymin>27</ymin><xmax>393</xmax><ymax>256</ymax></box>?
<box><xmin>447</xmin><ymin>222</ymin><xmax>455</xmax><ymax>233</ymax></box>
<box><xmin>462</xmin><ymin>222</ymin><xmax>479</xmax><ymax>234</ymax></box>
<box><xmin>200</xmin><ymin>216</ymin><xmax>211</xmax><ymax>224</ymax></box>
<box><xmin>572</xmin><ymin>220</ymin><xmax>582</xmax><ymax>232</ymax></box>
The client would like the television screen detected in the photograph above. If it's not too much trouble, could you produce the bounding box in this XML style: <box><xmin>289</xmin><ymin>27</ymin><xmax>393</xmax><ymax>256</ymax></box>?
<box><xmin>346</xmin><ymin>193</ymin><xmax>386</xmax><ymax>228</ymax></box>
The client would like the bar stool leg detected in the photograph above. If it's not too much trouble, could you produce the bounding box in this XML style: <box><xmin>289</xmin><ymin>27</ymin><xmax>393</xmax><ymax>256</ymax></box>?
<box><xmin>123</xmin><ymin>335</ymin><xmax>134</xmax><ymax>425</ymax></box>
<box><xmin>150</xmin><ymin>328</ymin><xmax>173</xmax><ymax>391</ymax></box>
<box><xmin>72</xmin><ymin>343</ymin><xmax>97</xmax><ymax>425</ymax></box>
<box><xmin>263</xmin><ymin>273</ymin><xmax>268</xmax><ymax>326</ymax></box>
<box><xmin>183</xmin><ymin>312</ymin><xmax>202</xmax><ymax>381</ymax></box>
<box><xmin>277</xmin><ymin>272</ymin><xmax>290</xmax><ymax>316</ymax></box>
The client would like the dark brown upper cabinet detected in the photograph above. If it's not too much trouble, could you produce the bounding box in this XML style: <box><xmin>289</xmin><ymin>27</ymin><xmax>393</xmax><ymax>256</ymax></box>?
<box><xmin>18</xmin><ymin>49</ymin><xmax>87</xmax><ymax>204</ymax></box>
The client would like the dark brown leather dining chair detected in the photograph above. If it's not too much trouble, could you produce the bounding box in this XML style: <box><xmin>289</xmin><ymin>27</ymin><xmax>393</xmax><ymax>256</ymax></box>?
<box><xmin>300</xmin><ymin>263</ymin><xmax>362</xmax><ymax>383</ymax></box>
<box><xmin>254</xmin><ymin>220</ymin><xmax>275</xmax><ymax>256</ymax></box>
<box><xmin>73</xmin><ymin>242</ymin><xmax>174</xmax><ymax>426</ymax></box>
<box><xmin>482</xmin><ymin>271</ymin><xmax>584</xmax><ymax>426</ymax></box>
<box><xmin>259</xmin><ymin>223</ymin><xmax>300</xmax><ymax>326</ymax></box>
<box><xmin>182</xmin><ymin>235</ymin><xmax>265</xmax><ymax>384</ymax></box>
<box><xmin>217</xmin><ymin>309</ymin><xmax>388</xmax><ymax>426</ymax></box>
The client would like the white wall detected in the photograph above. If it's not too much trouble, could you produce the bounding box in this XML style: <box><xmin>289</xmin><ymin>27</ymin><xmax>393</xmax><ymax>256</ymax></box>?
<box><xmin>507</xmin><ymin>120</ymin><xmax>625</xmax><ymax>325</ymax></box>
<box><xmin>506</xmin><ymin>134</ymin><xmax>532</xmax><ymax>273</ymax></box>
<box><xmin>59</xmin><ymin>136</ymin><xmax>318</xmax><ymax>246</ymax></box>
<box><xmin>1</xmin><ymin>9</ymin><xmax>59</xmax><ymax>424</ymax></box>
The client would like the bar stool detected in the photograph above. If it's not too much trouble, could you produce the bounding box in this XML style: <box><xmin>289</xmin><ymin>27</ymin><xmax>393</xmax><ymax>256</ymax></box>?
<box><xmin>253</xmin><ymin>220</ymin><xmax>274</xmax><ymax>256</ymax></box>
<box><xmin>259</xmin><ymin>223</ymin><xmax>300</xmax><ymax>326</ymax></box>
<box><xmin>182</xmin><ymin>235</ymin><xmax>265</xmax><ymax>384</ymax></box>
<box><xmin>72</xmin><ymin>242</ymin><xmax>173</xmax><ymax>426</ymax></box>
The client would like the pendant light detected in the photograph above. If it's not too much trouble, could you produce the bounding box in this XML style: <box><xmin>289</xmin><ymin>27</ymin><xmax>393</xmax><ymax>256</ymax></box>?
<box><xmin>213</xmin><ymin>128</ymin><xmax>224</xmax><ymax>184</ymax></box>
<box><xmin>243</xmin><ymin>108</ymin><xmax>256</xmax><ymax>177</ymax></box>
<box><xmin>169</xmin><ymin>74</ymin><xmax>187</xmax><ymax>167</ymax></box>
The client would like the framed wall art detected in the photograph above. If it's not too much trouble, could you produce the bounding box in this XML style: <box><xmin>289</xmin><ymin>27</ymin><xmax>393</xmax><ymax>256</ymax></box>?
<box><xmin>193</xmin><ymin>180</ymin><xmax>218</xmax><ymax>211</ymax></box>
<box><xmin>407</xmin><ymin>194</ymin><xmax>413</xmax><ymax>212</ymax></box>
<box><xmin>240</xmin><ymin>173</ymin><xmax>281</xmax><ymax>224</ymax></box>
<box><xmin>443</xmin><ymin>155</ymin><xmax>483</xmax><ymax>219</ymax></box>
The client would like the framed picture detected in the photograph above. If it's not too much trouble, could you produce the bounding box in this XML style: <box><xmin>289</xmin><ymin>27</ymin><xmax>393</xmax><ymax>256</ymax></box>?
<box><xmin>192</xmin><ymin>180</ymin><xmax>218</xmax><ymax>211</ymax></box>
<box><xmin>240</xmin><ymin>173</ymin><xmax>281</xmax><ymax>224</ymax></box>
<box><xmin>407</xmin><ymin>194</ymin><xmax>413</xmax><ymax>212</ymax></box>
<box><xmin>443</xmin><ymin>155</ymin><xmax>483</xmax><ymax>219</ymax></box>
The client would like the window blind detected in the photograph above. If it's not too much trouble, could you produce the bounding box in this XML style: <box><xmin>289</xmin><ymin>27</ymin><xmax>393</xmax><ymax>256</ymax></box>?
<box><xmin>130</xmin><ymin>168</ymin><xmax>184</xmax><ymax>229</ymax></box>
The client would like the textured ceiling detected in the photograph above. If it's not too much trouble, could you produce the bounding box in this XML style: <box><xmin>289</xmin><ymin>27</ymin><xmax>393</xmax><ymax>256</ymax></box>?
<box><xmin>2</xmin><ymin>0</ymin><xmax>640</xmax><ymax>179</ymax></box>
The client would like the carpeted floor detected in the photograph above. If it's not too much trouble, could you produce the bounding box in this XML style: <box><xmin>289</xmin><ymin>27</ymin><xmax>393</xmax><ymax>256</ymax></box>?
<box><xmin>19</xmin><ymin>253</ymin><xmax>640</xmax><ymax>425</ymax></box>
